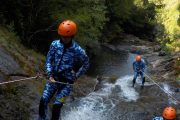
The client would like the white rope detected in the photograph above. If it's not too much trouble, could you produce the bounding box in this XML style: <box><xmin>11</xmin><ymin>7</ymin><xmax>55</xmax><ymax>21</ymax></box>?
<box><xmin>55</xmin><ymin>81</ymin><xmax>73</xmax><ymax>85</ymax></box>
<box><xmin>1</xmin><ymin>72</ymin><xmax>179</xmax><ymax>104</ymax></box>
<box><xmin>143</xmin><ymin>71</ymin><xmax>180</xmax><ymax>104</ymax></box>
<box><xmin>0</xmin><ymin>76</ymin><xmax>38</xmax><ymax>85</ymax></box>
<box><xmin>0</xmin><ymin>72</ymin><xmax>73</xmax><ymax>85</ymax></box>
<box><xmin>0</xmin><ymin>75</ymin><xmax>74</xmax><ymax>86</ymax></box>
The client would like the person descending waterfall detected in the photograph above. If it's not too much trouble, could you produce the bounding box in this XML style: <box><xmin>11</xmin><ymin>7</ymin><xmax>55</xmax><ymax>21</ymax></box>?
<box><xmin>132</xmin><ymin>55</ymin><xmax>145</xmax><ymax>88</ymax></box>
<box><xmin>153</xmin><ymin>106</ymin><xmax>177</xmax><ymax>120</ymax></box>
<box><xmin>38</xmin><ymin>20</ymin><xmax>89</xmax><ymax>120</ymax></box>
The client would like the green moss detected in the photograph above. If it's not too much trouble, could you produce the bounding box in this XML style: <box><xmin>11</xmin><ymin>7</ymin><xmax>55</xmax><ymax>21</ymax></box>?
<box><xmin>0</xmin><ymin>26</ymin><xmax>46</xmax><ymax>96</ymax></box>
<box><xmin>36</xmin><ymin>78</ymin><xmax>46</xmax><ymax>93</ymax></box>
<box><xmin>0</xmin><ymin>26</ymin><xmax>45</xmax><ymax>76</ymax></box>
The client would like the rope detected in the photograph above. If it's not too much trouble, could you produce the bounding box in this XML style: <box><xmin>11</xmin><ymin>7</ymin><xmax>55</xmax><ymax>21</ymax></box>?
<box><xmin>142</xmin><ymin>71</ymin><xmax>180</xmax><ymax>104</ymax></box>
<box><xmin>0</xmin><ymin>74</ymin><xmax>73</xmax><ymax>86</ymax></box>
<box><xmin>54</xmin><ymin>81</ymin><xmax>73</xmax><ymax>85</ymax></box>
<box><xmin>0</xmin><ymin>76</ymin><xmax>38</xmax><ymax>85</ymax></box>
<box><xmin>0</xmin><ymin>71</ymin><xmax>179</xmax><ymax>104</ymax></box>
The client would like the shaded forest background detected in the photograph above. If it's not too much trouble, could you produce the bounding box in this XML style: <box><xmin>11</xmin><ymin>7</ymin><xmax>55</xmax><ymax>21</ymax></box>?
<box><xmin>0</xmin><ymin>1</ymin><xmax>179</xmax><ymax>119</ymax></box>
<box><xmin>0</xmin><ymin>0</ymin><xmax>179</xmax><ymax>53</ymax></box>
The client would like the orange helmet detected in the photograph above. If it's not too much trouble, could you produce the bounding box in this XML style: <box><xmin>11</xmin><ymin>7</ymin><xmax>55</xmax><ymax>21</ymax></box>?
<box><xmin>135</xmin><ymin>55</ymin><xmax>141</xmax><ymax>62</ymax></box>
<box><xmin>58</xmin><ymin>20</ymin><xmax>77</xmax><ymax>37</ymax></box>
<box><xmin>162</xmin><ymin>107</ymin><xmax>176</xmax><ymax>120</ymax></box>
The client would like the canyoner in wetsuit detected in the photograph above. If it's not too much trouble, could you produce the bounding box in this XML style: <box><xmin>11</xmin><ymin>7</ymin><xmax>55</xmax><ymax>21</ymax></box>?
<box><xmin>132</xmin><ymin>55</ymin><xmax>145</xmax><ymax>88</ymax></box>
<box><xmin>152</xmin><ymin>106</ymin><xmax>177</xmax><ymax>120</ymax></box>
<box><xmin>38</xmin><ymin>20</ymin><xmax>89</xmax><ymax>120</ymax></box>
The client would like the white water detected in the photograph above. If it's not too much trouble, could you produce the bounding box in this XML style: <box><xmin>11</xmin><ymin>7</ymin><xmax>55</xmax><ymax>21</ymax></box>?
<box><xmin>162</xmin><ymin>83</ymin><xmax>177</xmax><ymax>105</ymax></box>
<box><xmin>62</xmin><ymin>75</ymin><xmax>139</xmax><ymax>120</ymax></box>
<box><xmin>61</xmin><ymin>76</ymin><xmax>179</xmax><ymax>120</ymax></box>
<box><xmin>116</xmin><ymin>75</ymin><xmax>139</xmax><ymax>101</ymax></box>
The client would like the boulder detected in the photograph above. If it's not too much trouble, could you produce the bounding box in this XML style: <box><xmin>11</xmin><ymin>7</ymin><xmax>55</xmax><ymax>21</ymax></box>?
<box><xmin>153</xmin><ymin>45</ymin><xmax>161</xmax><ymax>52</ymax></box>
<box><xmin>0</xmin><ymin>47</ymin><xmax>25</xmax><ymax>75</ymax></box>
<box><xmin>158</xmin><ymin>50</ymin><xmax>166</xmax><ymax>56</ymax></box>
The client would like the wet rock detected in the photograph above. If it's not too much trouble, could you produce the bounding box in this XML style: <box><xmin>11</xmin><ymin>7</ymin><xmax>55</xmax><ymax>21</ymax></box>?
<box><xmin>0</xmin><ymin>47</ymin><xmax>25</xmax><ymax>75</ymax></box>
<box><xmin>0</xmin><ymin>86</ymin><xmax>31</xmax><ymax>120</ymax></box>
<box><xmin>0</xmin><ymin>73</ymin><xmax>5</xmax><ymax>82</ymax></box>
<box><xmin>158</xmin><ymin>50</ymin><xmax>166</xmax><ymax>56</ymax></box>
<box><xmin>123</xmin><ymin>34</ymin><xmax>142</xmax><ymax>44</ymax></box>
<box><xmin>172</xmin><ymin>52</ymin><xmax>180</xmax><ymax>59</ymax></box>
<box><xmin>162</xmin><ymin>71</ymin><xmax>175</xmax><ymax>79</ymax></box>
<box><xmin>164</xmin><ymin>60</ymin><xmax>174</xmax><ymax>71</ymax></box>
<box><xmin>116</xmin><ymin>45</ymin><xmax>129</xmax><ymax>52</ymax></box>
<box><xmin>174</xmin><ymin>88</ymin><xmax>180</xmax><ymax>92</ymax></box>
<box><xmin>101</xmin><ymin>43</ymin><xmax>117</xmax><ymax>51</ymax></box>
<box><xmin>72</xmin><ymin>76</ymin><xmax>97</xmax><ymax>98</ymax></box>
<box><xmin>154</xmin><ymin>45</ymin><xmax>161</xmax><ymax>52</ymax></box>
<box><xmin>129</xmin><ymin>45</ymin><xmax>151</xmax><ymax>54</ymax></box>
<box><xmin>97</xmin><ymin>75</ymin><xmax>103</xmax><ymax>82</ymax></box>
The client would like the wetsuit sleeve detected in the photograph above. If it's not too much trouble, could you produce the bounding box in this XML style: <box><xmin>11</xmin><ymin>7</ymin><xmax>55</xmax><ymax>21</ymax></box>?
<box><xmin>141</xmin><ymin>60</ymin><xmax>145</xmax><ymax>72</ymax></box>
<box><xmin>76</xmin><ymin>48</ymin><xmax>89</xmax><ymax>78</ymax></box>
<box><xmin>152</xmin><ymin>117</ymin><xmax>164</xmax><ymax>120</ymax></box>
<box><xmin>45</xmin><ymin>42</ymin><xmax>55</xmax><ymax>78</ymax></box>
<box><xmin>133</xmin><ymin>62</ymin><xmax>137</xmax><ymax>72</ymax></box>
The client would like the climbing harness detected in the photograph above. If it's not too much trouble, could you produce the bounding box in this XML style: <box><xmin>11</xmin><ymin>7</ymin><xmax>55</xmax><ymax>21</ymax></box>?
<box><xmin>141</xmin><ymin>71</ymin><xmax>180</xmax><ymax>104</ymax></box>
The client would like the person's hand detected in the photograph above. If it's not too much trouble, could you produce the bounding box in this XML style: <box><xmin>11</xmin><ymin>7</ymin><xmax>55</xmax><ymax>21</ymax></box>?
<box><xmin>49</xmin><ymin>77</ymin><xmax>56</xmax><ymax>83</ymax></box>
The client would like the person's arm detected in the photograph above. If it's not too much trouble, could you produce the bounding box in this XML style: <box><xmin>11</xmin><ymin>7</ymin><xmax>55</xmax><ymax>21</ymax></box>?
<box><xmin>75</xmin><ymin>48</ymin><xmax>89</xmax><ymax>78</ymax></box>
<box><xmin>45</xmin><ymin>41</ymin><xmax>55</xmax><ymax>78</ymax></box>
<box><xmin>152</xmin><ymin>117</ymin><xmax>164</xmax><ymax>120</ymax></box>
<box><xmin>141</xmin><ymin>60</ymin><xmax>145</xmax><ymax>72</ymax></box>
<box><xmin>133</xmin><ymin>62</ymin><xmax>137</xmax><ymax>72</ymax></box>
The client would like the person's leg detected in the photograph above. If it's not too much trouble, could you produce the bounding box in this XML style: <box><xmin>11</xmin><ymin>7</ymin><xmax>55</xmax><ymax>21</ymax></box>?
<box><xmin>140</xmin><ymin>72</ymin><xmax>145</xmax><ymax>88</ymax></box>
<box><xmin>51</xmin><ymin>85</ymin><xmax>72</xmax><ymax>120</ymax></box>
<box><xmin>38</xmin><ymin>82</ymin><xmax>57</xmax><ymax>120</ymax></box>
<box><xmin>132</xmin><ymin>72</ymin><xmax>138</xmax><ymax>87</ymax></box>
<box><xmin>51</xmin><ymin>103</ymin><xmax>63</xmax><ymax>120</ymax></box>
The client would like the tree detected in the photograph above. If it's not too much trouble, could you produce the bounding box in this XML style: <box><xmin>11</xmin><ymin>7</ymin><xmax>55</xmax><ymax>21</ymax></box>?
<box><xmin>0</xmin><ymin>0</ymin><xmax>108</xmax><ymax>53</ymax></box>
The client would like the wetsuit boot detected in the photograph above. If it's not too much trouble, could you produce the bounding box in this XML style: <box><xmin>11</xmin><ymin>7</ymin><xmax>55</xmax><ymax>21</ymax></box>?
<box><xmin>141</xmin><ymin>77</ymin><xmax>145</xmax><ymax>89</ymax></box>
<box><xmin>132</xmin><ymin>78</ymin><xmax>136</xmax><ymax>87</ymax></box>
<box><xmin>38</xmin><ymin>97</ymin><xmax>47</xmax><ymax>120</ymax></box>
<box><xmin>51</xmin><ymin>104</ymin><xmax>63</xmax><ymax>120</ymax></box>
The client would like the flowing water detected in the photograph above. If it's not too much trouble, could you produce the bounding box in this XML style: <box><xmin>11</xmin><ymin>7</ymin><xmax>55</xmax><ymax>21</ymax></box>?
<box><xmin>61</xmin><ymin>46</ymin><xmax>180</xmax><ymax>120</ymax></box>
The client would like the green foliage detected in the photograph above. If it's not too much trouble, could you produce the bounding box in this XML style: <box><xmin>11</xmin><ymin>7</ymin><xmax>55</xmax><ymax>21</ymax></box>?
<box><xmin>123</xmin><ymin>2</ymin><xmax>156</xmax><ymax>40</ymax></box>
<box><xmin>49</xmin><ymin>0</ymin><xmax>108</xmax><ymax>48</ymax></box>
<box><xmin>0</xmin><ymin>0</ymin><xmax>108</xmax><ymax>52</ymax></box>
<box><xmin>103</xmin><ymin>0</ymin><xmax>179</xmax><ymax>52</ymax></box>
<box><xmin>0</xmin><ymin>0</ymin><xmax>179</xmax><ymax>53</ymax></box>
<box><xmin>107</xmin><ymin>0</ymin><xmax>134</xmax><ymax>21</ymax></box>
<box><xmin>0</xmin><ymin>26</ymin><xmax>45</xmax><ymax>75</ymax></box>
<box><xmin>150</xmin><ymin>0</ymin><xmax>180</xmax><ymax>52</ymax></box>
<box><xmin>102</xmin><ymin>0</ymin><xmax>135</xmax><ymax>42</ymax></box>
<box><xmin>103</xmin><ymin>0</ymin><xmax>157</xmax><ymax>42</ymax></box>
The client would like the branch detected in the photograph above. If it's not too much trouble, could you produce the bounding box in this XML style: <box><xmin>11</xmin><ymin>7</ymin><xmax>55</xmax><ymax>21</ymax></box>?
<box><xmin>28</xmin><ymin>22</ymin><xmax>58</xmax><ymax>41</ymax></box>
